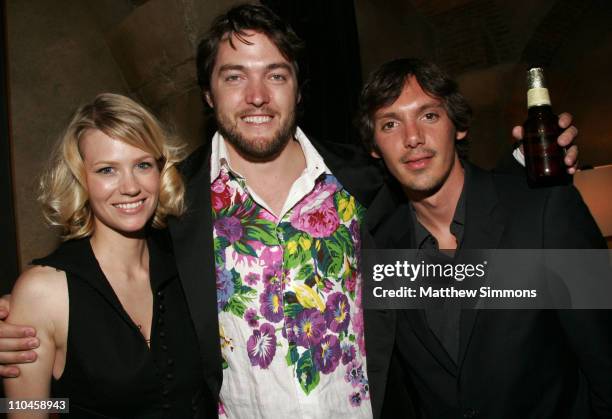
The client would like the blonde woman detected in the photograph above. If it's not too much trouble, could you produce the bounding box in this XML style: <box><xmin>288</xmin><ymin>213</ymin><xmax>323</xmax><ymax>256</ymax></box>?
<box><xmin>4</xmin><ymin>94</ymin><xmax>213</xmax><ymax>417</ymax></box>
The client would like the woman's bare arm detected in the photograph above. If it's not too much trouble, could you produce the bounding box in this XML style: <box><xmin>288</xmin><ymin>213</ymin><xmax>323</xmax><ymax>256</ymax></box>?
<box><xmin>3</xmin><ymin>266</ymin><xmax>68</xmax><ymax>419</ymax></box>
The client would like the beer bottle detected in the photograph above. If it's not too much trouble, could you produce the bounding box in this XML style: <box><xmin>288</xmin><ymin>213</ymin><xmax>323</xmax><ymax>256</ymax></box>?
<box><xmin>523</xmin><ymin>67</ymin><xmax>571</xmax><ymax>187</ymax></box>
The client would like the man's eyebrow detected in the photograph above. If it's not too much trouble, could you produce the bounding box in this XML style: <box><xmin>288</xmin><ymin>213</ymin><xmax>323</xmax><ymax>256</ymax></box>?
<box><xmin>417</xmin><ymin>102</ymin><xmax>444</xmax><ymax>113</ymax></box>
<box><xmin>374</xmin><ymin>111</ymin><xmax>402</xmax><ymax>121</ymax></box>
<box><xmin>217</xmin><ymin>63</ymin><xmax>293</xmax><ymax>73</ymax></box>
<box><xmin>375</xmin><ymin>101</ymin><xmax>444</xmax><ymax>120</ymax></box>
<box><xmin>266</xmin><ymin>63</ymin><xmax>292</xmax><ymax>72</ymax></box>
<box><xmin>217</xmin><ymin>64</ymin><xmax>245</xmax><ymax>73</ymax></box>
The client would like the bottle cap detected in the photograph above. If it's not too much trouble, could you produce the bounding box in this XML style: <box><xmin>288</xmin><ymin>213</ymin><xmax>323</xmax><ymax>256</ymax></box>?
<box><xmin>527</xmin><ymin>68</ymin><xmax>546</xmax><ymax>89</ymax></box>
<box><xmin>526</xmin><ymin>67</ymin><xmax>551</xmax><ymax>107</ymax></box>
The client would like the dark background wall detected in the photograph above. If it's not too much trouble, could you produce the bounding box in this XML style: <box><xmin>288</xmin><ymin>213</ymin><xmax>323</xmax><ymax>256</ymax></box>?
<box><xmin>3</xmin><ymin>0</ymin><xmax>612</xmax><ymax>287</ymax></box>
<box><xmin>1</xmin><ymin>0</ymin><xmax>19</xmax><ymax>294</ymax></box>
<box><xmin>356</xmin><ymin>0</ymin><xmax>612</xmax><ymax>169</ymax></box>
<box><xmin>4</xmin><ymin>0</ymin><xmax>243</xmax><ymax>282</ymax></box>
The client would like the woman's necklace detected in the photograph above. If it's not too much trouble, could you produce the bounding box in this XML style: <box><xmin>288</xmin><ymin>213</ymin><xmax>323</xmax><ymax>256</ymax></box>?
<box><xmin>136</xmin><ymin>324</ymin><xmax>151</xmax><ymax>346</ymax></box>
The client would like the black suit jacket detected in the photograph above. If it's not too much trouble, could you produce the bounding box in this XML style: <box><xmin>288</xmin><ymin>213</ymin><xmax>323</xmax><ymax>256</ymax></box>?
<box><xmin>166</xmin><ymin>137</ymin><xmax>385</xmax><ymax>413</ymax></box>
<box><xmin>364</xmin><ymin>162</ymin><xmax>612</xmax><ymax>419</ymax></box>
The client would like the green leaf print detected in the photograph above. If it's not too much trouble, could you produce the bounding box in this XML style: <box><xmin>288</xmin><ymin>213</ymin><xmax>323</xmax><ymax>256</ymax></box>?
<box><xmin>316</xmin><ymin>240</ymin><xmax>331</xmax><ymax>276</ymax></box>
<box><xmin>226</xmin><ymin>297</ymin><xmax>247</xmax><ymax>317</ymax></box>
<box><xmin>284</xmin><ymin>238</ymin><xmax>311</xmax><ymax>270</ymax></box>
<box><xmin>244</xmin><ymin>223</ymin><xmax>279</xmax><ymax>246</ymax></box>
<box><xmin>214</xmin><ymin>236</ymin><xmax>230</xmax><ymax>267</ymax></box>
<box><xmin>284</xmin><ymin>303</ymin><xmax>304</xmax><ymax>318</ymax></box>
<box><xmin>296</xmin><ymin>350</ymin><xmax>320</xmax><ymax>395</ymax></box>
<box><xmin>279</xmin><ymin>222</ymin><xmax>300</xmax><ymax>238</ymax></box>
<box><xmin>233</xmin><ymin>240</ymin><xmax>258</xmax><ymax>257</ymax></box>
<box><xmin>332</xmin><ymin>224</ymin><xmax>354</xmax><ymax>258</ymax></box>
<box><xmin>239</xmin><ymin>286</ymin><xmax>257</xmax><ymax>299</ymax></box>
<box><xmin>285</xmin><ymin>343</ymin><xmax>299</xmax><ymax>366</ymax></box>
<box><xmin>296</xmin><ymin>264</ymin><xmax>314</xmax><ymax>283</ymax></box>
<box><xmin>324</xmin><ymin>239</ymin><xmax>344</xmax><ymax>277</ymax></box>
<box><xmin>230</xmin><ymin>268</ymin><xmax>242</xmax><ymax>288</ymax></box>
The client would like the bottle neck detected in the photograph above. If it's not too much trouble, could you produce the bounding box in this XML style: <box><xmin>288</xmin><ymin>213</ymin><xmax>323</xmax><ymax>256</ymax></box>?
<box><xmin>527</xmin><ymin>104</ymin><xmax>553</xmax><ymax>116</ymax></box>
<box><xmin>527</xmin><ymin>87</ymin><xmax>552</xmax><ymax>109</ymax></box>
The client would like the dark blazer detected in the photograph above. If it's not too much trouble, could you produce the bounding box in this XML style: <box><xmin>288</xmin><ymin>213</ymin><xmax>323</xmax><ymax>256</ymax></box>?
<box><xmin>364</xmin><ymin>162</ymin><xmax>612</xmax><ymax>419</ymax></box>
<box><xmin>166</xmin><ymin>138</ymin><xmax>386</xmax><ymax>412</ymax></box>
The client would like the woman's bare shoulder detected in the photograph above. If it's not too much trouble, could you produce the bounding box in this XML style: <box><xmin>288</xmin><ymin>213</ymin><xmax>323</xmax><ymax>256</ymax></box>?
<box><xmin>11</xmin><ymin>265</ymin><xmax>67</xmax><ymax>308</ymax></box>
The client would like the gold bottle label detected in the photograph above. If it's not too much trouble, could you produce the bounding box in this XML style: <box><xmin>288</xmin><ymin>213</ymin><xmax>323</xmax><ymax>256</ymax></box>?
<box><xmin>527</xmin><ymin>87</ymin><xmax>551</xmax><ymax>108</ymax></box>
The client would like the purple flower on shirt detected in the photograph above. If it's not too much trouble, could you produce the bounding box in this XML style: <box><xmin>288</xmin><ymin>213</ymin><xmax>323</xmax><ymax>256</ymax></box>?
<box><xmin>324</xmin><ymin>292</ymin><xmax>351</xmax><ymax>333</ymax></box>
<box><xmin>244</xmin><ymin>272</ymin><xmax>260</xmax><ymax>286</ymax></box>
<box><xmin>290</xmin><ymin>183</ymin><xmax>340</xmax><ymax>238</ymax></box>
<box><xmin>353</xmin><ymin>284</ymin><xmax>366</xmax><ymax>356</ymax></box>
<box><xmin>215</xmin><ymin>216</ymin><xmax>243</xmax><ymax>243</ymax></box>
<box><xmin>244</xmin><ymin>308</ymin><xmax>259</xmax><ymax>328</ymax></box>
<box><xmin>349</xmin><ymin>219</ymin><xmax>360</xmax><ymax>250</ymax></box>
<box><xmin>210</xmin><ymin>170</ymin><xmax>369</xmax><ymax>399</ymax></box>
<box><xmin>259</xmin><ymin>246</ymin><xmax>282</xmax><ymax>268</ymax></box>
<box><xmin>312</xmin><ymin>334</ymin><xmax>341</xmax><ymax>374</ymax></box>
<box><xmin>324</xmin><ymin>175</ymin><xmax>342</xmax><ymax>191</ymax></box>
<box><xmin>260</xmin><ymin>282</ymin><xmax>284</xmax><ymax>323</ymax></box>
<box><xmin>341</xmin><ymin>342</ymin><xmax>356</xmax><ymax>365</ymax></box>
<box><xmin>344</xmin><ymin>360</ymin><xmax>364</xmax><ymax>387</ymax></box>
<box><xmin>359</xmin><ymin>378</ymin><xmax>370</xmax><ymax>398</ymax></box>
<box><xmin>349</xmin><ymin>391</ymin><xmax>362</xmax><ymax>407</ymax></box>
<box><xmin>216</xmin><ymin>267</ymin><xmax>235</xmax><ymax>312</ymax></box>
<box><xmin>291</xmin><ymin>308</ymin><xmax>326</xmax><ymax>348</ymax></box>
<box><xmin>247</xmin><ymin>323</ymin><xmax>277</xmax><ymax>369</ymax></box>
<box><xmin>262</xmin><ymin>261</ymin><xmax>284</xmax><ymax>285</ymax></box>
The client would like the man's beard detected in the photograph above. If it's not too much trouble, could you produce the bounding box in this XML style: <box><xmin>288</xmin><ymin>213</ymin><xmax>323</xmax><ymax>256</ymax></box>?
<box><xmin>216</xmin><ymin>108</ymin><xmax>297</xmax><ymax>162</ymax></box>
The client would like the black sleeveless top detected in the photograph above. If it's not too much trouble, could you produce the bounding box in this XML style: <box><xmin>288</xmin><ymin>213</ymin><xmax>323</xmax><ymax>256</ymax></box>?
<box><xmin>33</xmin><ymin>235</ymin><xmax>216</xmax><ymax>418</ymax></box>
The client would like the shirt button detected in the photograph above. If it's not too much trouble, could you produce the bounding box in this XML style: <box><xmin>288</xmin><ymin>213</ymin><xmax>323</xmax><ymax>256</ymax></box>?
<box><xmin>162</xmin><ymin>344</ymin><xmax>168</xmax><ymax>351</ymax></box>
<box><xmin>166</xmin><ymin>373</ymin><xmax>174</xmax><ymax>380</ymax></box>
<box><xmin>158</xmin><ymin>304</ymin><xmax>166</xmax><ymax>312</ymax></box>
<box><xmin>167</xmin><ymin>358</ymin><xmax>174</xmax><ymax>366</ymax></box>
<box><xmin>159</xmin><ymin>331</ymin><xmax>166</xmax><ymax>338</ymax></box>
<box><xmin>463</xmin><ymin>408</ymin><xmax>478</xmax><ymax>418</ymax></box>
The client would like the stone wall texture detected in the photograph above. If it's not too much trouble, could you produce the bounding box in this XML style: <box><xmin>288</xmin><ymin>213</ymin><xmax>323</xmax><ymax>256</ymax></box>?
<box><xmin>7</xmin><ymin>0</ymin><xmax>241</xmax><ymax>270</ymax></box>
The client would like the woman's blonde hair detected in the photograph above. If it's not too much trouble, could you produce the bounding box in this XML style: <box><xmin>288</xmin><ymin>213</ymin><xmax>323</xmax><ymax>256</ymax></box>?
<box><xmin>39</xmin><ymin>93</ymin><xmax>186</xmax><ymax>240</ymax></box>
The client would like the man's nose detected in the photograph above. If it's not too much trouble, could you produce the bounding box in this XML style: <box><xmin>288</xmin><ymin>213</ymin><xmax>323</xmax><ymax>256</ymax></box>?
<box><xmin>402</xmin><ymin>121</ymin><xmax>424</xmax><ymax>148</ymax></box>
<box><xmin>245</xmin><ymin>79</ymin><xmax>270</xmax><ymax>107</ymax></box>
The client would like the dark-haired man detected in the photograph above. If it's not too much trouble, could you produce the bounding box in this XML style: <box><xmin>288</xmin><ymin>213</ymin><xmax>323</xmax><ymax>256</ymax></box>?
<box><xmin>171</xmin><ymin>14</ymin><xmax>379</xmax><ymax>417</ymax></box>
<box><xmin>358</xmin><ymin>58</ymin><xmax>611</xmax><ymax>418</ymax></box>
<box><xmin>0</xmin><ymin>5</ymin><xmax>581</xmax><ymax>419</ymax></box>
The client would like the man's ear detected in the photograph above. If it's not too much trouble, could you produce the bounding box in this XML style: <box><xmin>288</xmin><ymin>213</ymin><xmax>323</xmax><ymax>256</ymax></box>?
<box><xmin>204</xmin><ymin>91</ymin><xmax>213</xmax><ymax>108</ymax></box>
<box><xmin>370</xmin><ymin>149</ymin><xmax>381</xmax><ymax>159</ymax></box>
<box><xmin>456</xmin><ymin>130</ymin><xmax>467</xmax><ymax>140</ymax></box>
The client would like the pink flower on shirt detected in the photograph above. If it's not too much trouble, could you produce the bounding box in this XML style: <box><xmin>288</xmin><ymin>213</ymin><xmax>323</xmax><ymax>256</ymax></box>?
<box><xmin>290</xmin><ymin>183</ymin><xmax>340</xmax><ymax>238</ymax></box>
<box><xmin>212</xmin><ymin>171</ymin><xmax>232</xmax><ymax>211</ymax></box>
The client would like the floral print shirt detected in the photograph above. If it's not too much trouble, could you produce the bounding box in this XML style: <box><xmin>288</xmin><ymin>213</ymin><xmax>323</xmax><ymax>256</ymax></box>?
<box><xmin>211</xmin><ymin>129</ymin><xmax>372</xmax><ymax>418</ymax></box>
